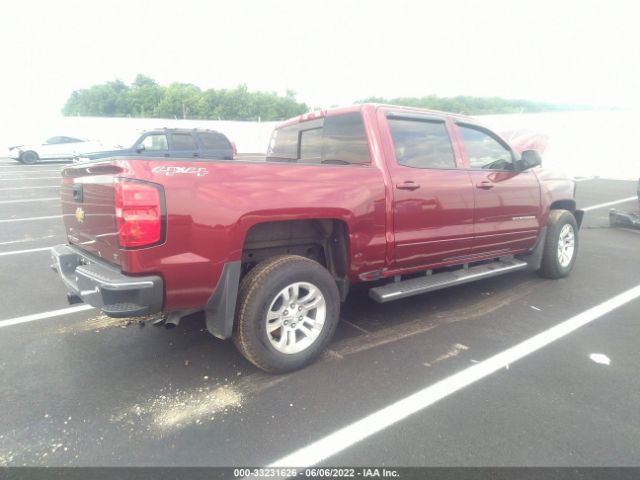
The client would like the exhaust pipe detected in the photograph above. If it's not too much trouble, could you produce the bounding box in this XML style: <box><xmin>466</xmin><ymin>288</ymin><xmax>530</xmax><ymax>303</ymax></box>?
<box><xmin>163</xmin><ymin>309</ymin><xmax>201</xmax><ymax>329</ymax></box>
<box><xmin>164</xmin><ymin>312</ymin><xmax>181</xmax><ymax>329</ymax></box>
<box><xmin>66</xmin><ymin>293</ymin><xmax>83</xmax><ymax>305</ymax></box>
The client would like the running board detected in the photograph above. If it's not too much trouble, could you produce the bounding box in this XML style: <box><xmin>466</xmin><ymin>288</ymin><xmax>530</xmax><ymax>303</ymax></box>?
<box><xmin>369</xmin><ymin>258</ymin><xmax>528</xmax><ymax>303</ymax></box>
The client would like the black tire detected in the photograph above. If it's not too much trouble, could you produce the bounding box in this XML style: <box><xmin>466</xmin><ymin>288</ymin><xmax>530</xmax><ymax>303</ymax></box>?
<box><xmin>21</xmin><ymin>151</ymin><xmax>39</xmax><ymax>164</ymax></box>
<box><xmin>233</xmin><ymin>255</ymin><xmax>340</xmax><ymax>373</ymax></box>
<box><xmin>538</xmin><ymin>209</ymin><xmax>579</xmax><ymax>279</ymax></box>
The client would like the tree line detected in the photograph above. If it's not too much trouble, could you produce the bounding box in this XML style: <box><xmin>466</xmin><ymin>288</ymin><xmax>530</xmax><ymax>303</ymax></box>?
<box><xmin>62</xmin><ymin>75</ymin><xmax>309</xmax><ymax>121</ymax></box>
<box><xmin>62</xmin><ymin>75</ymin><xmax>593</xmax><ymax>120</ymax></box>
<box><xmin>355</xmin><ymin>95</ymin><xmax>591</xmax><ymax>115</ymax></box>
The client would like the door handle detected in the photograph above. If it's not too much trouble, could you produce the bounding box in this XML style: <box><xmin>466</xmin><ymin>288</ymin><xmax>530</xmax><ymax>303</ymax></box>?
<box><xmin>193</xmin><ymin>153</ymin><xmax>200</xmax><ymax>157</ymax></box>
<box><xmin>164</xmin><ymin>153</ymin><xmax>170</xmax><ymax>157</ymax></box>
<box><xmin>476</xmin><ymin>181</ymin><xmax>494</xmax><ymax>190</ymax></box>
<box><xmin>396</xmin><ymin>181</ymin><xmax>420</xmax><ymax>191</ymax></box>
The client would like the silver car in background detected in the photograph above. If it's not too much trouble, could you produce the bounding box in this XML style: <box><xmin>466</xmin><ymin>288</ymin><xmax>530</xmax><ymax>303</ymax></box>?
<box><xmin>8</xmin><ymin>136</ymin><xmax>112</xmax><ymax>164</ymax></box>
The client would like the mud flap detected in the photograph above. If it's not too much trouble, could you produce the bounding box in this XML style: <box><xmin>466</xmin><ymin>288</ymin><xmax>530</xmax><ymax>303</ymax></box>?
<box><xmin>574</xmin><ymin>209</ymin><xmax>585</xmax><ymax>229</ymax></box>
<box><xmin>516</xmin><ymin>226</ymin><xmax>547</xmax><ymax>271</ymax></box>
<box><xmin>204</xmin><ymin>261</ymin><xmax>241</xmax><ymax>339</ymax></box>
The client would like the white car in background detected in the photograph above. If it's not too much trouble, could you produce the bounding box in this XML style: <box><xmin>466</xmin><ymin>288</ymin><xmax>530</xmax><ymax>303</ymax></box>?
<box><xmin>8</xmin><ymin>136</ymin><xmax>111</xmax><ymax>164</ymax></box>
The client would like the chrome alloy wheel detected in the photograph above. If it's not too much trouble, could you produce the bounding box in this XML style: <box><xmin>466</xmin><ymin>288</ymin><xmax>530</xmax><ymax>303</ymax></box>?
<box><xmin>265</xmin><ymin>282</ymin><xmax>326</xmax><ymax>354</ymax></box>
<box><xmin>557</xmin><ymin>223</ymin><xmax>575</xmax><ymax>268</ymax></box>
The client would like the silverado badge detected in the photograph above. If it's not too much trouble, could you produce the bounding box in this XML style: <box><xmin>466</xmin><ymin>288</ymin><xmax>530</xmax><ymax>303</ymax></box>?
<box><xmin>75</xmin><ymin>207</ymin><xmax>85</xmax><ymax>223</ymax></box>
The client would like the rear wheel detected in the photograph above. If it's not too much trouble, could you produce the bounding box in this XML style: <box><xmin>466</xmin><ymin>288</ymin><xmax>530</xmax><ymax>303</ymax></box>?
<box><xmin>538</xmin><ymin>209</ymin><xmax>578</xmax><ymax>279</ymax></box>
<box><xmin>233</xmin><ymin>255</ymin><xmax>340</xmax><ymax>373</ymax></box>
<box><xmin>21</xmin><ymin>151</ymin><xmax>39</xmax><ymax>164</ymax></box>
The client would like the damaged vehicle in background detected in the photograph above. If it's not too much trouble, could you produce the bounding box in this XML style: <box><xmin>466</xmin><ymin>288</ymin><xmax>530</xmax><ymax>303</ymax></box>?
<box><xmin>609</xmin><ymin>177</ymin><xmax>640</xmax><ymax>229</ymax></box>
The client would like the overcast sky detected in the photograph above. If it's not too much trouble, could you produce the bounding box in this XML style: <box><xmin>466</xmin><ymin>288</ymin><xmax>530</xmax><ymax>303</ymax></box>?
<box><xmin>1</xmin><ymin>0</ymin><xmax>638</xmax><ymax>119</ymax></box>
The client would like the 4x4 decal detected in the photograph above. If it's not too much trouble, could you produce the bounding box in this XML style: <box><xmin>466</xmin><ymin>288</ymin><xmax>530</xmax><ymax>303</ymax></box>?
<box><xmin>152</xmin><ymin>166</ymin><xmax>209</xmax><ymax>177</ymax></box>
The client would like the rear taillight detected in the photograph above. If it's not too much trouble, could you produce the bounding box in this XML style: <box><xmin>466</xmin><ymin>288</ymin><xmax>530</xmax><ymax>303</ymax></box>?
<box><xmin>114</xmin><ymin>180</ymin><xmax>164</xmax><ymax>248</ymax></box>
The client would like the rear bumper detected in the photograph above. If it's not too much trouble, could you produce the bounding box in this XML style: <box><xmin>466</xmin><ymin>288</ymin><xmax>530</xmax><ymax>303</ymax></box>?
<box><xmin>50</xmin><ymin>244</ymin><xmax>163</xmax><ymax>317</ymax></box>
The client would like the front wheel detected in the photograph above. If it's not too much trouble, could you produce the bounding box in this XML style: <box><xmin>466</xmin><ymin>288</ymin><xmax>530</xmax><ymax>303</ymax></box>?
<box><xmin>538</xmin><ymin>209</ymin><xmax>579</xmax><ymax>279</ymax></box>
<box><xmin>233</xmin><ymin>255</ymin><xmax>340</xmax><ymax>373</ymax></box>
<box><xmin>21</xmin><ymin>151</ymin><xmax>39</xmax><ymax>164</ymax></box>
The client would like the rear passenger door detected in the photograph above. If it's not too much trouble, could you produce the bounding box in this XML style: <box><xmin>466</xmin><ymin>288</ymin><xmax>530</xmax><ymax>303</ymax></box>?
<box><xmin>380</xmin><ymin>111</ymin><xmax>475</xmax><ymax>268</ymax></box>
<box><xmin>169</xmin><ymin>132</ymin><xmax>199</xmax><ymax>159</ymax></box>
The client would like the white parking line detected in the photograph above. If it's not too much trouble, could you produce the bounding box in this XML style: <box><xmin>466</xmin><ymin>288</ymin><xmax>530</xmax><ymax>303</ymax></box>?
<box><xmin>342</xmin><ymin>319</ymin><xmax>372</xmax><ymax>334</ymax></box>
<box><xmin>0</xmin><ymin>170</ymin><xmax>63</xmax><ymax>174</ymax></box>
<box><xmin>0</xmin><ymin>186</ymin><xmax>60</xmax><ymax>191</ymax></box>
<box><xmin>0</xmin><ymin>176</ymin><xmax>62</xmax><ymax>180</ymax></box>
<box><xmin>268</xmin><ymin>284</ymin><xmax>640</xmax><ymax>468</ymax></box>
<box><xmin>0</xmin><ymin>305</ymin><xmax>94</xmax><ymax>329</ymax></box>
<box><xmin>583</xmin><ymin>196</ymin><xmax>638</xmax><ymax>212</ymax></box>
<box><xmin>0</xmin><ymin>176</ymin><xmax>60</xmax><ymax>181</ymax></box>
<box><xmin>0</xmin><ymin>235</ymin><xmax>57</xmax><ymax>245</ymax></box>
<box><xmin>0</xmin><ymin>246</ymin><xmax>53</xmax><ymax>257</ymax></box>
<box><xmin>0</xmin><ymin>197</ymin><xmax>58</xmax><ymax>204</ymax></box>
<box><xmin>0</xmin><ymin>215</ymin><xmax>62</xmax><ymax>223</ymax></box>
<box><xmin>0</xmin><ymin>163</ymin><xmax>67</xmax><ymax>166</ymax></box>
<box><xmin>0</xmin><ymin>166</ymin><xmax>62</xmax><ymax>169</ymax></box>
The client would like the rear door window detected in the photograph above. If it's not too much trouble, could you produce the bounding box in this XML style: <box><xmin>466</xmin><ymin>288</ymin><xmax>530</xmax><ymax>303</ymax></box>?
<box><xmin>388</xmin><ymin>118</ymin><xmax>456</xmax><ymax>169</ymax></box>
<box><xmin>171</xmin><ymin>133</ymin><xmax>198</xmax><ymax>151</ymax></box>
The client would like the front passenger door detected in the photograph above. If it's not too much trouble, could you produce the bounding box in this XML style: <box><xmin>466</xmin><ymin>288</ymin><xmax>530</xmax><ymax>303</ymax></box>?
<box><xmin>457</xmin><ymin>124</ymin><xmax>541</xmax><ymax>255</ymax></box>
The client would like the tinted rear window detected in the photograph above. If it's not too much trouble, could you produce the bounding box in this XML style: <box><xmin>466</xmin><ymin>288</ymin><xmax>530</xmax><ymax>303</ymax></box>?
<box><xmin>198</xmin><ymin>132</ymin><xmax>231</xmax><ymax>150</ymax></box>
<box><xmin>299</xmin><ymin>128</ymin><xmax>323</xmax><ymax>160</ymax></box>
<box><xmin>267</xmin><ymin>112</ymin><xmax>370</xmax><ymax>165</ymax></box>
<box><xmin>172</xmin><ymin>133</ymin><xmax>197</xmax><ymax>151</ymax></box>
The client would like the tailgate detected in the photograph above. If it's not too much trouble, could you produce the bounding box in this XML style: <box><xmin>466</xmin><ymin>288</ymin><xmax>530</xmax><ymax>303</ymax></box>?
<box><xmin>61</xmin><ymin>162</ymin><xmax>122</xmax><ymax>266</ymax></box>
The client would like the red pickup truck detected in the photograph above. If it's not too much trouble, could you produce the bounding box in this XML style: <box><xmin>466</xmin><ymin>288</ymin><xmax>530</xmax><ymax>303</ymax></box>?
<box><xmin>51</xmin><ymin>104</ymin><xmax>583</xmax><ymax>373</ymax></box>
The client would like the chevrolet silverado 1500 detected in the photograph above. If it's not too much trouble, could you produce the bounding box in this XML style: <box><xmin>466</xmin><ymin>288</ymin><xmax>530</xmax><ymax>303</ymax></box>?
<box><xmin>51</xmin><ymin>104</ymin><xmax>583</xmax><ymax>372</ymax></box>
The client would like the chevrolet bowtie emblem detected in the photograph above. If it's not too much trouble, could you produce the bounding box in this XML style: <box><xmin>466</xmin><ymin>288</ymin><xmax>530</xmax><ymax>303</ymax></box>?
<box><xmin>75</xmin><ymin>207</ymin><xmax>85</xmax><ymax>223</ymax></box>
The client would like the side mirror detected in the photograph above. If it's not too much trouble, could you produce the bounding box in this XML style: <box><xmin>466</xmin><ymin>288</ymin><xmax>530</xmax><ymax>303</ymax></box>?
<box><xmin>135</xmin><ymin>144</ymin><xmax>145</xmax><ymax>153</ymax></box>
<box><xmin>518</xmin><ymin>149</ymin><xmax>542</xmax><ymax>170</ymax></box>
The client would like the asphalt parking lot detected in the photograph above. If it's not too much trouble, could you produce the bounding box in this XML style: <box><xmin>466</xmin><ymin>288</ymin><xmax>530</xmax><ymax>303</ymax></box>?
<box><xmin>0</xmin><ymin>158</ymin><xmax>639</xmax><ymax>468</ymax></box>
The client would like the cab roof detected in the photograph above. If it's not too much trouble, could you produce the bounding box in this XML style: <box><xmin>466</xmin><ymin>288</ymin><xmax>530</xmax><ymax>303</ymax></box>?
<box><xmin>276</xmin><ymin>103</ymin><xmax>482</xmax><ymax>129</ymax></box>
